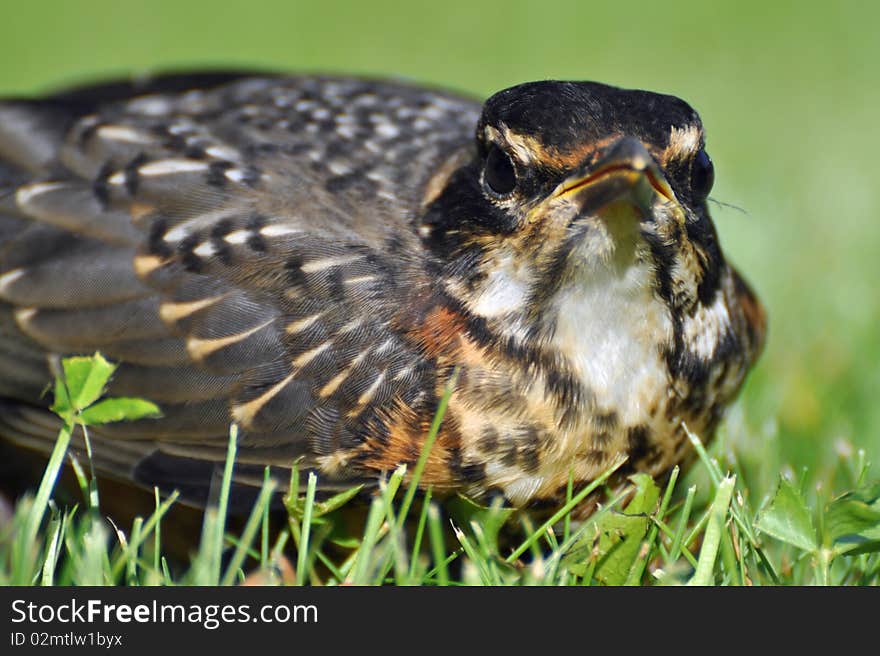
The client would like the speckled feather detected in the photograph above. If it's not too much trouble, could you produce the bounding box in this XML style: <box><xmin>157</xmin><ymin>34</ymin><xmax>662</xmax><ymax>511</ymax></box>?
<box><xmin>0</xmin><ymin>73</ymin><xmax>765</xmax><ymax>509</ymax></box>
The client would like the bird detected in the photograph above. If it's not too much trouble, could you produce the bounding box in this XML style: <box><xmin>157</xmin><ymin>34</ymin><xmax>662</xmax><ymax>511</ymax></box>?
<box><xmin>0</xmin><ymin>72</ymin><xmax>765</xmax><ymax>512</ymax></box>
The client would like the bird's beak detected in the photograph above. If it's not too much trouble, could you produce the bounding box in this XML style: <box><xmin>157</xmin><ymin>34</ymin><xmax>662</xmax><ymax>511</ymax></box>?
<box><xmin>551</xmin><ymin>136</ymin><xmax>676</xmax><ymax>216</ymax></box>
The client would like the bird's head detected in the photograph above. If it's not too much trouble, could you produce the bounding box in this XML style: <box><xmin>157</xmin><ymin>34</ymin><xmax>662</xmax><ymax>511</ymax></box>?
<box><xmin>419</xmin><ymin>80</ymin><xmax>765</xmax><ymax>380</ymax></box>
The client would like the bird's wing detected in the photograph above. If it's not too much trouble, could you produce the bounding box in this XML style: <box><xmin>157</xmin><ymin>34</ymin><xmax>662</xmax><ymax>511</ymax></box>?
<box><xmin>0</xmin><ymin>73</ymin><xmax>481</xmax><ymax>504</ymax></box>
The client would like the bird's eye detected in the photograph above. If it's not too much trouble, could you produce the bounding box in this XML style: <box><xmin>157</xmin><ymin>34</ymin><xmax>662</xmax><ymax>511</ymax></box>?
<box><xmin>690</xmin><ymin>149</ymin><xmax>715</xmax><ymax>201</ymax></box>
<box><xmin>484</xmin><ymin>145</ymin><xmax>517</xmax><ymax>196</ymax></box>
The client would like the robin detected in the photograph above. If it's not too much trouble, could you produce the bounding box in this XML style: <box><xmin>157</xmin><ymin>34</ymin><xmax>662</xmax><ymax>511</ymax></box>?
<box><xmin>0</xmin><ymin>73</ymin><xmax>765</xmax><ymax>512</ymax></box>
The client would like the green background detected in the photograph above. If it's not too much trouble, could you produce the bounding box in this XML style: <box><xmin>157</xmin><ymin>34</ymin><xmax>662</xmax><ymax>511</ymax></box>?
<box><xmin>1</xmin><ymin>1</ymin><xmax>877</xmax><ymax>483</ymax></box>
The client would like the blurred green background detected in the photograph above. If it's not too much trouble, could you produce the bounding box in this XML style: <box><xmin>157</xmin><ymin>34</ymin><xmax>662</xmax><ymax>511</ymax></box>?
<box><xmin>1</xmin><ymin>1</ymin><xmax>877</xmax><ymax>484</ymax></box>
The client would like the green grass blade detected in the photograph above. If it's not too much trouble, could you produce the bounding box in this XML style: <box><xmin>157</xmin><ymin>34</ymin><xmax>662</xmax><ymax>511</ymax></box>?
<box><xmin>667</xmin><ymin>485</ymin><xmax>697</xmax><ymax>564</ymax></box>
<box><xmin>688</xmin><ymin>475</ymin><xmax>736</xmax><ymax>586</ymax></box>
<box><xmin>39</xmin><ymin>508</ymin><xmax>64</xmax><ymax>586</ymax></box>
<box><xmin>126</xmin><ymin>517</ymin><xmax>144</xmax><ymax>585</ymax></box>
<box><xmin>15</xmin><ymin>424</ymin><xmax>72</xmax><ymax>583</ymax></box>
<box><xmin>507</xmin><ymin>454</ymin><xmax>627</xmax><ymax>563</ymax></box>
<box><xmin>397</xmin><ymin>368</ymin><xmax>459</xmax><ymax>527</ymax></box>
<box><xmin>153</xmin><ymin>488</ymin><xmax>162</xmax><ymax>576</ymax></box>
<box><xmin>221</xmin><ymin>477</ymin><xmax>277</xmax><ymax>586</ymax></box>
<box><xmin>625</xmin><ymin>466</ymin><xmax>679</xmax><ymax>585</ymax></box>
<box><xmin>261</xmin><ymin>468</ymin><xmax>271</xmax><ymax>568</ymax></box>
<box><xmin>407</xmin><ymin>487</ymin><xmax>433</xmax><ymax>583</ymax></box>
<box><xmin>296</xmin><ymin>472</ymin><xmax>318</xmax><ymax>585</ymax></box>
<box><xmin>453</xmin><ymin>522</ymin><xmax>496</xmax><ymax>585</ymax></box>
<box><xmin>427</xmin><ymin>503</ymin><xmax>449</xmax><ymax>586</ymax></box>
<box><xmin>110</xmin><ymin>490</ymin><xmax>178</xmax><ymax>581</ymax></box>
<box><xmin>349</xmin><ymin>496</ymin><xmax>386</xmax><ymax>585</ymax></box>
<box><xmin>194</xmin><ymin>424</ymin><xmax>238</xmax><ymax>585</ymax></box>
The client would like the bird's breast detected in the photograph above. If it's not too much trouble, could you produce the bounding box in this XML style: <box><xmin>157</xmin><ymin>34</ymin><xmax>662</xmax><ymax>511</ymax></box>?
<box><xmin>551</xmin><ymin>260</ymin><xmax>674</xmax><ymax>428</ymax></box>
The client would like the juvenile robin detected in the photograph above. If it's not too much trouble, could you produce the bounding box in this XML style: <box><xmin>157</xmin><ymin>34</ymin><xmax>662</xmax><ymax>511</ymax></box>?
<box><xmin>0</xmin><ymin>73</ymin><xmax>765</xmax><ymax>511</ymax></box>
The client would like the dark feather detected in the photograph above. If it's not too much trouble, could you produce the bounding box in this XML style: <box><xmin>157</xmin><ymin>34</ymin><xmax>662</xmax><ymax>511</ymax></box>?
<box><xmin>0</xmin><ymin>72</ymin><xmax>475</xmax><ymax>504</ymax></box>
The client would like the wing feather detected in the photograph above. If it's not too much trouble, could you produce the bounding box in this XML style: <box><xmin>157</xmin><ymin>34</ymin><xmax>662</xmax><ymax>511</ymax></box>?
<box><xmin>0</xmin><ymin>73</ymin><xmax>481</xmax><ymax>504</ymax></box>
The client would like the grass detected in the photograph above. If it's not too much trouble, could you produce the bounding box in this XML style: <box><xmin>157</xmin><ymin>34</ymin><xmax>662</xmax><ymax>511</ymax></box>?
<box><xmin>0</xmin><ymin>356</ymin><xmax>877</xmax><ymax>586</ymax></box>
